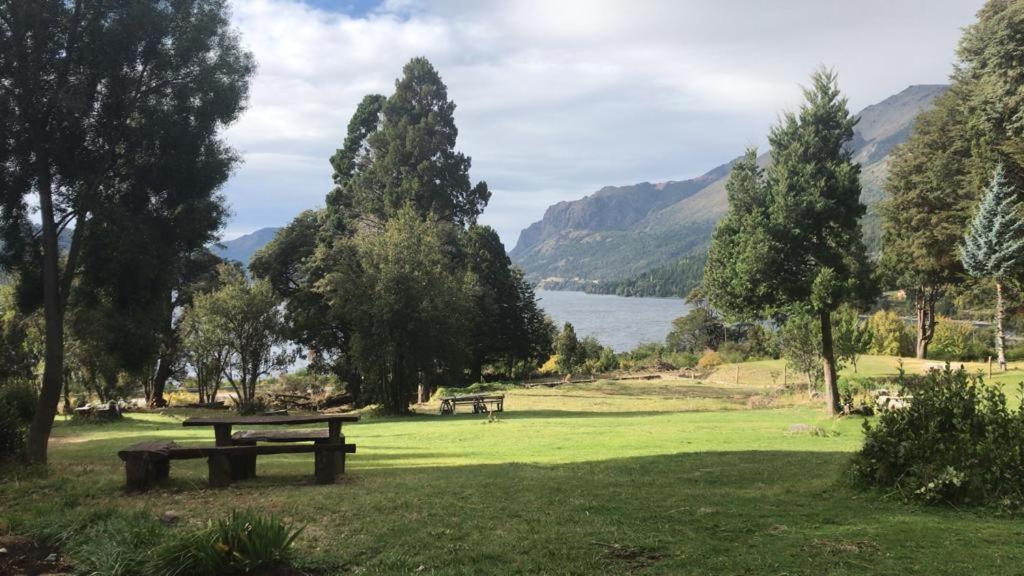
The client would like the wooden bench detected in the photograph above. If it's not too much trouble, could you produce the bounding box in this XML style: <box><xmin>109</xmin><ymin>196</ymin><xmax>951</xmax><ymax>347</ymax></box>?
<box><xmin>118</xmin><ymin>414</ymin><xmax>359</xmax><ymax>492</ymax></box>
<box><xmin>230</xmin><ymin>429</ymin><xmax>357</xmax><ymax>479</ymax></box>
<box><xmin>439</xmin><ymin>394</ymin><xmax>504</xmax><ymax>415</ymax></box>
<box><xmin>118</xmin><ymin>438</ymin><xmax>353</xmax><ymax>492</ymax></box>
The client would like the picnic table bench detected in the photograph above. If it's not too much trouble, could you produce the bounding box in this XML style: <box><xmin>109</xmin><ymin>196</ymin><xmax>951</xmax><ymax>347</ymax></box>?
<box><xmin>118</xmin><ymin>414</ymin><xmax>358</xmax><ymax>492</ymax></box>
<box><xmin>439</xmin><ymin>393</ymin><xmax>504</xmax><ymax>415</ymax></box>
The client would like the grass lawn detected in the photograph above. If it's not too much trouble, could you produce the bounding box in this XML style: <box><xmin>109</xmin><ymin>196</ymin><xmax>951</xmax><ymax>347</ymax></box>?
<box><xmin>3</xmin><ymin>372</ymin><xmax>1024</xmax><ymax>575</ymax></box>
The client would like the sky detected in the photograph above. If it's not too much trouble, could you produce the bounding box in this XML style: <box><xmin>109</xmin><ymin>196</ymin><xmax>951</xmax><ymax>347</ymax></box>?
<box><xmin>221</xmin><ymin>0</ymin><xmax>985</xmax><ymax>247</ymax></box>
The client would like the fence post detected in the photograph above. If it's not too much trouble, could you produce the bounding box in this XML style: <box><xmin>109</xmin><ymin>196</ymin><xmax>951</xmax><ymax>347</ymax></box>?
<box><xmin>735</xmin><ymin>365</ymin><xmax>739</xmax><ymax>385</ymax></box>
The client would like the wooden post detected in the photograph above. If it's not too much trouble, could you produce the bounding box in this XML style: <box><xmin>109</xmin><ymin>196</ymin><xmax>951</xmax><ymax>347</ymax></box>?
<box><xmin>989</xmin><ymin>356</ymin><xmax>993</xmax><ymax>379</ymax></box>
<box><xmin>124</xmin><ymin>456</ymin><xmax>152</xmax><ymax>492</ymax></box>
<box><xmin>208</xmin><ymin>455</ymin><xmax>232</xmax><ymax>488</ymax></box>
<box><xmin>782</xmin><ymin>365</ymin><xmax>787</xmax><ymax>388</ymax></box>
<box><xmin>232</xmin><ymin>440</ymin><xmax>257</xmax><ymax>481</ymax></box>
<box><xmin>734</xmin><ymin>365</ymin><xmax>740</xmax><ymax>385</ymax></box>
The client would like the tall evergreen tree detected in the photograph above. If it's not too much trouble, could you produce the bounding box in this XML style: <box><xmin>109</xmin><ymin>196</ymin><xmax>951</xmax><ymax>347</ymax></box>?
<box><xmin>347</xmin><ymin>58</ymin><xmax>490</xmax><ymax>228</ymax></box>
<box><xmin>955</xmin><ymin>0</ymin><xmax>1024</xmax><ymax>190</ymax></box>
<box><xmin>704</xmin><ymin>70</ymin><xmax>875</xmax><ymax>415</ymax></box>
<box><xmin>880</xmin><ymin>90</ymin><xmax>973</xmax><ymax>359</ymax></box>
<box><xmin>0</xmin><ymin>0</ymin><xmax>254</xmax><ymax>463</ymax></box>
<box><xmin>961</xmin><ymin>164</ymin><xmax>1024</xmax><ymax>371</ymax></box>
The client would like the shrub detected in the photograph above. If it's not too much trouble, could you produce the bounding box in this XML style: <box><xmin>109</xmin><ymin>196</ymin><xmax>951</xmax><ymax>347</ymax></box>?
<box><xmin>697</xmin><ymin>350</ymin><xmax>723</xmax><ymax>369</ymax></box>
<box><xmin>0</xmin><ymin>381</ymin><xmax>36</xmax><ymax>463</ymax></box>
<box><xmin>149</xmin><ymin>510</ymin><xmax>304</xmax><ymax>576</ymax></box>
<box><xmin>233</xmin><ymin>396</ymin><xmax>269</xmax><ymax>415</ymax></box>
<box><xmin>717</xmin><ymin>341</ymin><xmax>748</xmax><ymax>364</ymax></box>
<box><xmin>867</xmin><ymin>310</ymin><xmax>913</xmax><ymax>356</ymax></box>
<box><xmin>930</xmin><ymin>317</ymin><xmax>994</xmax><ymax>361</ymax></box>
<box><xmin>853</xmin><ymin>367</ymin><xmax>1024</xmax><ymax>509</ymax></box>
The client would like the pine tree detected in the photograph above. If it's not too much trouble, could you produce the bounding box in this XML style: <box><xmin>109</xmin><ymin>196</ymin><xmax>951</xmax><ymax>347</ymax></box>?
<box><xmin>704</xmin><ymin>70</ymin><xmax>875</xmax><ymax>416</ymax></box>
<box><xmin>961</xmin><ymin>164</ymin><xmax>1024</xmax><ymax>370</ymax></box>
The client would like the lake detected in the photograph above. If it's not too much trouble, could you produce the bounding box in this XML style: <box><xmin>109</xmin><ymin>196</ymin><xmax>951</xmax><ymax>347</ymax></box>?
<box><xmin>535</xmin><ymin>290</ymin><xmax>691</xmax><ymax>352</ymax></box>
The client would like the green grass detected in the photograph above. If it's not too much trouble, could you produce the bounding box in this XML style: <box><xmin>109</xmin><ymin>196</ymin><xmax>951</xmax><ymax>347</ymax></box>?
<box><xmin>3</xmin><ymin>373</ymin><xmax>1024</xmax><ymax>575</ymax></box>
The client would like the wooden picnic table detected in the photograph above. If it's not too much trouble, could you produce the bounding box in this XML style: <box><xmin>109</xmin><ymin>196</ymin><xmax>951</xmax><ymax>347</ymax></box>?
<box><xmin>182</xmin><ymin>413</ymin><xmax>360</xmax><ymax>446</ymax></box>
<box><xmin>439</xmin><ymin>393</ymin><xmax>504</xmax><ymax>415</ymax></box>
<box><xmin>178</xmin><ymin>413</ymin><xmax>359</xmax><ymax>487</ymax></box>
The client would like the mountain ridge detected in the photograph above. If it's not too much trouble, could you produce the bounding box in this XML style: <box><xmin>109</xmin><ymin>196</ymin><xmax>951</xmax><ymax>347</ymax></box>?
<box><xmin>510</xmin><ymin>84</ymin><xmax>948</xmax><ymax>286</ymax></box>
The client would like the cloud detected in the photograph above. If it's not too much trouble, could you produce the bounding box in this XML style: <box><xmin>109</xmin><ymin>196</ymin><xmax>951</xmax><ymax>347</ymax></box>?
<box><xmin>220</xmin><ymin>0</ymin><xmax>984</xmax><ymax>247</ymax></box>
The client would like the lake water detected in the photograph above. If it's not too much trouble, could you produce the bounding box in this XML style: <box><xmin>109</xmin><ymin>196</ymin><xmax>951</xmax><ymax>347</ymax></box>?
<box><xmin>535</xmin><ymin>290</ymin><xmax>691</xmax><ymax>352</ymax></box>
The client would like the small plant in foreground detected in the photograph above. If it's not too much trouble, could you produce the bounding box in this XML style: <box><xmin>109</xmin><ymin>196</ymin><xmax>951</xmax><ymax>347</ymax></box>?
<box><xmin>148</xmin><ymin>509</ymin><xmax>305</xmax><ymax>576</ymax></box>
<box><xmin>852</xmin><ymin>366</ymin><xmax>1024</xmax><ymax>510</ymax></box>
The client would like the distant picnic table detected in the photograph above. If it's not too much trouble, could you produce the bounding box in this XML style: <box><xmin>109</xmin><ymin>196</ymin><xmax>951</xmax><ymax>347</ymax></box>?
<box><xmin>439</xmin><ymin>393</ymin><xmax>504</xmax><ymax>415</ymax></box>
<box><xmin>118</xmin><ymin>413</ymin><xmax>358</xmax><ymax>492</ymax></box>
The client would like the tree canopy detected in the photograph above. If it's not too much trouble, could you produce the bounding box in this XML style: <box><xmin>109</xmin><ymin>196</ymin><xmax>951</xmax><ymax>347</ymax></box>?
<box><xmin>704</xmin><ymin>70</ymin><xmax>874</xmax><ymax>415</ymax></box>
<box><xmin>0</xmin><ymin>0</ymin><xmax>254</xmax><ymax>463</ymax></box>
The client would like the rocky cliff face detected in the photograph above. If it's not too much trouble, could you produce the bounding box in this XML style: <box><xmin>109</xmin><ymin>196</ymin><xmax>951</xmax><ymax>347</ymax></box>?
<box><xmin>511</xmin><ymin>84</ymin><xmax>948</xmax><ymax>284</ymax></box>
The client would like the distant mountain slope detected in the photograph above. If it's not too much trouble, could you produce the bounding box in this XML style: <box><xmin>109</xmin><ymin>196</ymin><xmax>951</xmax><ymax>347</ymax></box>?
<box><xmin>511</xmin><ymin>84</ymin><xmax>947</xmax><ymax>285</ymax></box>
<box><xmin>214</xmin><ymin>227</ymin><xmax>281</xmax><ymax>265</ymax></box>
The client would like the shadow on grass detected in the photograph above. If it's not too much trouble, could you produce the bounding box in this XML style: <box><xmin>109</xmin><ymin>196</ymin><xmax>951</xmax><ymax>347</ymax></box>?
<box><xmin>11</xmin><ymin>448</ymin><xmax>1020</xmax><ymax>576</ymax></box>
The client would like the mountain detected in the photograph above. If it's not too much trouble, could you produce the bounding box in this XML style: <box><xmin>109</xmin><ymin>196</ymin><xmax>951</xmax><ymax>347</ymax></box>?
<box><xmin>510</xmin><ymin>84</ymin><xmax>949</xmax><ymax>286</ymax></box>
<box><xmin>214</xmin><ymin>227</ymin><xmax>281</xmax><ymax>266</ymax></box>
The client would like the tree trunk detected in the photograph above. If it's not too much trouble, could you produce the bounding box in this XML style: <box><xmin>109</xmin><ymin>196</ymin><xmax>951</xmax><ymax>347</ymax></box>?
<box><xmin>26</xmin><ymin>168</ymin><xmax>64</xmax><ymax>465</ymax></box>
<box><xmin>819</xmin><ymin>310</ymin><xmax>841</xmax><ymax>416</ymax></box>
<box><xmin>148</xmin><ymin>352</ymin><xmax>173</xmax><ymax>408</ymax></box>
<box><xmin>996</xmin><ymin>279</ymin><xmax>1007</xmax><ymax>372</ymax></box>
<box><xmin>915</xmin><ymin>290</ymin><xmax>936</xmax><ymax>360</ymax></box>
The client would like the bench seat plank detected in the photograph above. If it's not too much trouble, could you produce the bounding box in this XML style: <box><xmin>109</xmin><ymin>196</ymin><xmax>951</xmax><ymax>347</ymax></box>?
<box><xmin>232</xmin><ymin>429</ymin><xmax>330</xmax><ymax>442</ymax></box>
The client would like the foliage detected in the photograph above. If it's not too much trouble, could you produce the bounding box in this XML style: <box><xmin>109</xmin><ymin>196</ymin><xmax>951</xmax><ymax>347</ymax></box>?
<box><xmin>697</xmin><ymin>350</ymin><xmax>723</xmax><ymax>369</ymax></box>
<box><xmin>929</xmin><ymin>317</ymin><xmax>994</xmax><ymax>362</ymax></box>
<box><xmin>463</xmin><ymin>226</ymin><xmax>555</xmax><ymax>379</ymax></box>
<box><xmin>831</xmin><ymin>305</ymin><xmax>873</xmax><ymax>372</ymax></box>
<box><xmin>585</xmin><ymin>255</ymin><xmax>706</xmax><ymax>298</ymax></box>
<box><xmin>961</xmin><ymin>165</ymin><xmax>1024</xmax><ymax>280</ymax></box>
<box><xmin>149</xmin><ymin>510</ymin><xmax>304</xmax><ymax>576</ymax></box>
<box><xmin>583</xmin><ymin>348</ymin><xmax>621</xmax><ymax>375</ymax></box>
<box><xmin>28</xmin><ymin>508</ymin><xmax>302</xmax><ymax>576</ymax></box>
<box><xmin>666</xmin><ymin>307</ymin><xmax>724</xmax><ymax>354</ymax></box>
<box><xmin>779</xmin><ymin>312</ymin><xmax>823</xmax><ymax>387</ymax></box>
<box><xmin>854</xmin><ymin>367</ymin><xmax>1024</xmax><ymax>509</ymax></box>
<box><xmin>0</xmin><ymin>381</ymin><xmax>35</xmax><ymax>462</ymax></box>
<box><xmin>0</xmin><ymin>0</ymin><xmax>254</xmax><ymax>463</ymax></box>
<box><xmin>954</xmin><ymin>0</ymin><xmax>1024</xmax><ymax>189</ymax></box>
<box><xmin>704</xmin><ymin>70</ymin><xmax>876</xmax><ymax>414</ymax></box>
<box><xmin>555</xmin><ymin>323</ymin><xmax>584</xmax><ymax>374</ymax></box>
<box><xmin>336</xmin><ymin>57</ymin><xmax>490</xmax><ymax>228</ymax></box>
<box><xmin>867</xmin><ymin>310</ymin><xmax>913</xmax><ymax>357</ymax></box>
<box><xmin>879</xmin><ymin>89</ymin><xmax>972</xmax><ymax>358</ymax></box>
<box><xmin>961</xmin><ymin>165</ymin><xmax>1024</xmax><ymax>367</ymax></box>
<box><xmin>0</xmin><ymin>283</ymin><xmax>41</xmax><ymax>383</ymax></box>
<box><xmin>253</xmin><ymin>59</ymin><xmax>550</xmax><ymax>410</ymax></box>
<box><xmin>322</xmin><ymin>208</ymin><xmax>474</xmax><ymax>413</ymax></box>
<box><xmin>188</xmin><ymin>266</ymin><xmax>293</xmax><ymax>408</ymax></box>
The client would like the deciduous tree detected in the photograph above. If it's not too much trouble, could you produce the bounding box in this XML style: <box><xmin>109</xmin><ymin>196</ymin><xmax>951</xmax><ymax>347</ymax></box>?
<box><xmin>0</xmin><ymin>0</ymin><xmax>253</xmax><ymax>463</ymax></box>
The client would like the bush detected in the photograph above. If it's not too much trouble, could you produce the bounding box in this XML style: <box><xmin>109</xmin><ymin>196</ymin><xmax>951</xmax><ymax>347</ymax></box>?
<box><xmin>930</xmin><ymin>317</ymin><xmax>994</xmax><ymax>361</ymax></box>
<box><xmin>0</xmin><ymin>381</ymin><xmax>36</xmax><ymax>463</ymax></box>
<box><xmin>853</xmin><ymin>367</ymin><xmax>1024</xmax><ymax>509</ymax></box>
<box><xmin>717</xmin><ymin>341</ymin><xmax>748</xmax><ymax>364</ymax></box>
<box><xmin>697</xmin><ymin>350</ymin><xmax>723</xmax><ymax>369</ymax></box>
<box><xmin>867</xmin><ymin>310</ymin><xmax>913</xmax><ymax>357</ymax></box>
<box><xmin>30</xmin><ymin>508</ymin><xmax>303</xmax><ymax>576</ymax></box>
<box><xmin>233</xmin><ymin>396</ymin><xmax>269</xmax><ymax>415</ymax></box>
<box><xmin>149</xmin><ymin>510</ymin><xmax>304</xmax><ymax>576</ymax></box>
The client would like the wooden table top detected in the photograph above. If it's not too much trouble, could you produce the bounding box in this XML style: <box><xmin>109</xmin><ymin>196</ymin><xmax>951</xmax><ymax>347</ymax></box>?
<box><xmin>182</xmin><ymin>414</ymin><xmax>360</xmax><ymax>427</ymax></box>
